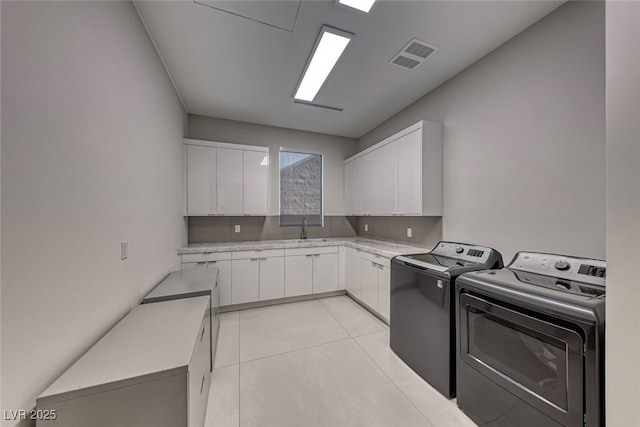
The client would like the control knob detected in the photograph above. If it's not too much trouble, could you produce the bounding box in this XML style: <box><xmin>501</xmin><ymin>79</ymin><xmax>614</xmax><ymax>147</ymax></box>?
<box><xmin>554</xmin><ymin>260</ymin><xmax>570</xmax><ymax>271</ymax></box>
<box><xmin>455</xmin><ymin>246</ymin><xmax>464</xmax><ymax>254</ymax></box>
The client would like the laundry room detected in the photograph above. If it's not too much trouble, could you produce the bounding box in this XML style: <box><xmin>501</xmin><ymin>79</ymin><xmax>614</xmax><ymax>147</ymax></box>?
<box><xmin>1</xmin><ymin>1</ymin><xmax>638</xmax><ymax>426</ymax></box>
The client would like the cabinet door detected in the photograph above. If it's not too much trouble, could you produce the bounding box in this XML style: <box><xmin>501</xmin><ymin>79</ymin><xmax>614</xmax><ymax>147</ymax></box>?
<box><xmin>187</xmin><ymin>145</ymin><xmax>216</xmax><ymax>215</ymax></box>
<box><xmin>360</xmin><ymin>258</ymin><xmax>378</xmax><ymax>310</ymax></box>
<box><xmin>313</xmin><ymin>253</ymin><xmax>339</xmax><ymax>294</ymax></box>
<box><xmin>284</xmin><ymin>255</ymin><xmax>313</xmax><ymax>297</ymax></box>
<box><xmin>345</xmin><ymin>248</ymin><xmax>361</xmax><ymax>298</ymax></box>
<box><xmin>231</xmin><ymin>258</ymin><xmax>259</xmax><ymax>304</ymax></box>
<box><xmin>259</xmin><ymin>256</ymin><xmax>285</xmax><ymax>301</ymax></box>
<box><xmin>362</xmin><ymin>151</ymin><xmax>381</xmax><ymax>215</ymax></box>
<box><xmin>344</xmin><ymin>161</ymin><xmax>356</xmax><ymax>215</ymax></box>
<box><xmin>217</xmin><ymin>148</ymin><xmax>244</xmax><ymax>215</ymax></box>
<box><xmin>377</xmin><ymin>265</ymin><xmax>390</xmax><ymax>322</ymax></box>
<box><xmin>378</xmin><ymin>142</ymin><xmax>398</xmax><ymax>215</ymax></box>
<box><xmin>212</xmin><ymin>260</ymin><xmax>232</xmax><ymax>307</ymax></box>
<box><xmin>243</xmin><ymin>150</ymin><xmax>268</xmax><ymax>215</ymax></box>
<box><xmin>351</xmin><ymin>157</ymin><xmax>365</xmax><ymax>215</ymax></box>
<box><xmin>397</xmin><ymin>129</ymin><xmax>422</xmax><ymax>215</ymax></box>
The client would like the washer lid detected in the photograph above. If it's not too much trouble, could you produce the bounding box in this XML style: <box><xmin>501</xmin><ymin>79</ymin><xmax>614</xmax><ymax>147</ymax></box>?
<box><xmin>396</xmin><ymin>253</ymin><xmax>480</xmax><ymax>272</ymax></box>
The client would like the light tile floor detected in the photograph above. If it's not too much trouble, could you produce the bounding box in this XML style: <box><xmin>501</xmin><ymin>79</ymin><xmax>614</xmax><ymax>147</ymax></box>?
<box><xmin>205</xmin><ymin>296</ymin><xmax>477</xmax><ymax>427</ymax></box>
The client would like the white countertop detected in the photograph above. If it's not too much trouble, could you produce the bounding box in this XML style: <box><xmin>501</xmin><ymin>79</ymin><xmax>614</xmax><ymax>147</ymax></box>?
<box><xmin>178</xmin><ymin>237</ymin><xmax>429</xmax><ymax>259</ymax></box>
<box><xmin>143</xmin><ymin>267</ymin><xmax>219</xmax><ymax>304</ymax></box>
<box><xmin>38</xmin><ymin>296</ymin><xmax>210</xmax><ymax>405</ymax></box>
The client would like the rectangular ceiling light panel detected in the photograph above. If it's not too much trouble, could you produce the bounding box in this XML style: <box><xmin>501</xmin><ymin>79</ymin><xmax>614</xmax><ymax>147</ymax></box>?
<box><xmin>337</xmin><ymin>0</ymin><xmax>376</xmax><ymax>13</ymax></box>
<box><xmin>294</xmin><ymin>26</ymin><xmax>353</xmax><ymax>102</ymax></box>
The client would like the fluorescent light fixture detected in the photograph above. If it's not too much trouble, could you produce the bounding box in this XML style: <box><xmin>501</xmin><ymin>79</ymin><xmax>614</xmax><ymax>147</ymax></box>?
<box><xmin>337</xmin><ymin>0</ymin><xmax>376</xmax><ymax>13</ymax></box>
<box><xmin>294</xmin><ymin>26</ymin><xmax>353</xmax><ymax>102</ymax></box>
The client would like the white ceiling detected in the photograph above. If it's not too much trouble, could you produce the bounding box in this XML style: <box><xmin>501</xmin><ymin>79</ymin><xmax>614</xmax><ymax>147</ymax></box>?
<box><xmin>134</xmin><ymin>0</ymin><xmax>564</xmax><ymax>138</ymax></box>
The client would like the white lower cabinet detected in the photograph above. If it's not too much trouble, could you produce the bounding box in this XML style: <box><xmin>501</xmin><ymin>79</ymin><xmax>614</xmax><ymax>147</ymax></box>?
<box><xmin>377</xmin><ymin>265</ymin><xmax>390</xmax><ymax>321</ymax></box>
<box><xmin>181</xmin><ymin>253</ymin><xmax>232</xmax><ymax>307</ymax></box>
<box><xmin>345</xmin><ymin>247</ymin><xmax>362</xmax><ymax>298</ymax></box>
<box><xmin>231</xmin><ymin>258</ymin><xmax>260</xmax><ymax>304</ymax></box>
<box><xmin>36</xmin><ymin>297</ymin><xmax>211</xmax><ymax>427</ymax></box>
<box><xmin>360</xmin><ymin>258</ymin><xmax>379</xmax><ymax>310</ymax></box>
<box><xmin>345</xmin><ymin>248</ymin><xmax>392</xmax><ymax>322</ymax></box>
<box><xmin>285</xmin><ymin>255</ymin><xmax>314</xmax><ymax>297</ymax></box>
<box><xmin>259</xmin><ymin>256</ymin><xmax>285</xmax><ymax>301</ymax></box>
<box><xmin>214</xmin><ymin>260</ymin><xmax>232</xmax><ymax>306</ymax></box>
<box><xmin>313</xmin><ymin>253</ymin><xmax>339</xmax><ymax>294</ymax></box>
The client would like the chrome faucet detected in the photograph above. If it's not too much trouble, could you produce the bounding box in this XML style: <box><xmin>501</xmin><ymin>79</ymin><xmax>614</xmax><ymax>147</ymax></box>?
<box><xmin>301</xmin><ymin>217</ymin><xmax>308</xmax><ymax>240</ymax></box>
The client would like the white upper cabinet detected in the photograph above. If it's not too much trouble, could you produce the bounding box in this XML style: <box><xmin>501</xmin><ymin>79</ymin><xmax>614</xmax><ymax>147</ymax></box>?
<box><xmin>397</xmin><ymin>129</ymin><xmax>423</xmax><ymax>215</ymax></box>
<box><xmin>184</xmin><ymin>139</ymin><xmax>269</xmax><ymax>216</ymax></box>
<box><xmin>186</xmin><ymin>144</ymin><xmax>216</xmax><ymax>216</ymax></box>
<box><xmin>362</xmin><ymin>149</ymin><xmax>381</xmax><ymax>216</ymax></box>
<box><xmin>243</xmin><ymin>150</ymin><xmax>269</xmax><ymax>215</ymax></box>
<box><xmin>344</xmin><ymin>120</ymin><xmax>442</xmax><ymax>216</ymax></box>
<box><xmin>377</xmin><ymin>141</ymin><xmax>398</xmax><ymax>215</ymax></box>
<box><xmin>216</xmin><ymin>148</ymin><xmax>243</xmax><ymax>215</ymax></box>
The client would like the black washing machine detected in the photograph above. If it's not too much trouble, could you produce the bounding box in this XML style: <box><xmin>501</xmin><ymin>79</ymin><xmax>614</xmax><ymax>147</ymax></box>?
<box><xmin>456</xmin><ymin>252</ymin><xmax>606</xmax><ymax>427</ymax></box>
<box><xmin>390</xmin><ymin>241</ymin><xmax>503</xmax><ymax>398</ymax></box>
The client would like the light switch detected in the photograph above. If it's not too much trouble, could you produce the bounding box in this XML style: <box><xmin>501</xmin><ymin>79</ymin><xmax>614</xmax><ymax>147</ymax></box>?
<box><xmin>235</xmin><ymin>225</ymin><xmax>241</xmax><ymax>233</ymax></box>
<box><xmin>121</xmin><ymin>241</ymin><xmax>128</xmax><ymax>260</ymax></box>
<box><xmin>407</xmin><ymin>227</ymin><xmax>412</xmax><ymax>238</ymax></box>
<box><xmin>364</xmin><ymin>224</ymin><xmax>368</xmax><ymax>232</ymax></box>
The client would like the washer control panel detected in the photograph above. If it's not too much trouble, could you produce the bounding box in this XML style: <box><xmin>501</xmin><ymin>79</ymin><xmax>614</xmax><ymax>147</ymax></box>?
<box><xmin>509</xmin><ymin>252</ymin><xmax>606</xmax><ymax>287</ymax></box>
<box><xmin>431</xmin><ymin>242</ymin><xmax>494</xmax><ymax>265</ymax></box>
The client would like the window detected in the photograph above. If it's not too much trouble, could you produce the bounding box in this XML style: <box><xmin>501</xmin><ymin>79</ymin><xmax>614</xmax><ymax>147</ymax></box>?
<box><xmin>279</xmin><ymin>148</ymin><xmax>323</xmax><ymax>227</ymax></box>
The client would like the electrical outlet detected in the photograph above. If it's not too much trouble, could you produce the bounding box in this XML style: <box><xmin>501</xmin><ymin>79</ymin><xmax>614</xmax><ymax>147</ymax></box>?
<box><xmin>407</xmin><ymin>227</ymin><xmax>412</xmax><ymax>238</ymax></box>
<box><xmin>364</xmin><ymin>224</ymin><xmax>368</xmax><ymax>232</ymax></box>
<box><xmin>235</xmin><ymin>225</ymin><xmax>241</xmax><ymax>233</ymax></box>
<box><xmin>121</xmin><ymin>241</ymin><xmax>128</xmax><ymax>260</ymax></box>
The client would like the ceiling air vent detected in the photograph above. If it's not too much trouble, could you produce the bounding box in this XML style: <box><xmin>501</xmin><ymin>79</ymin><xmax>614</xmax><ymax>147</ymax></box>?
<box><xmin>390</xmin><ymin>38</ymin><xmax>438</xmax><ymax>70</ymax></box>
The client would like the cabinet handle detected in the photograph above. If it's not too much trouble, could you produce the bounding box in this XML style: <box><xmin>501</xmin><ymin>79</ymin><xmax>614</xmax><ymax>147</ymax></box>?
<box><xmin>200</xmin><ymin>325</ymin><xmax>205</xmax><ymax>342</ymax></box>
<box><xmin>250</xmin><ymin>258</ymin><xmax>259</xmax><ymax>261</ymax></box>
<box><xmin>209</xmin><ymin>260</ymin><xmax>217</xmax><ymax>264</ymax></box>
<box><xmin>200</xmin><ymin>375</ymin><xmax>205</xmax><ymax>394</ymax></box>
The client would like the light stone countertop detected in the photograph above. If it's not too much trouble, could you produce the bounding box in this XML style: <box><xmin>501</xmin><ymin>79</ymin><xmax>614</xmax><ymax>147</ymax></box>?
<box><xmin>178</xmin><ymin>237</ymin><xmax>430</xmax><ymax>259</ymax></box>
<box><xmin>143</xmin><ymin>267</ymin><xmax>219</xmax><ymax>304</ymax></box>
<box><xmin>38</xmin><ymin>296</ymin><xmax>211</xmax><ymax>404</ymax></box>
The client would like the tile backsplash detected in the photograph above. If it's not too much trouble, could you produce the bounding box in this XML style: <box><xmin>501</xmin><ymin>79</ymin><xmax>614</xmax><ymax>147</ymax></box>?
<box><xmin>188</xmin><ymin>215</ymin><xmax>442</xmax><ymax>248</ymax></box>
<box><xmin>188</xmin><ymin>216</ymin><xmax>358</xmax><ymax>243</ymax></box>
<box><xmin>355</xmin><ymin>216</ymin><xmax>442</xmax><ymax>248</ymax></box>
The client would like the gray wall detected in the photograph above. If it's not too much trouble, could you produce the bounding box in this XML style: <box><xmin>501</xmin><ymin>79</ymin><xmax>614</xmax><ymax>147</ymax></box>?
<box><xmin>1</xmin><ymin>2</ymin><xmax>187</xmax><ymax>423</ymax></box>
<box><xmin>359</xmin><ymin>1</ymin><xmax>605</xmax><ymax>262</ymax></box>
<box><xmin>188</xmin><ymin>114</ymin><xmax>358</xmax><ymax>216</ymax></box>
<box><xmin>605</xmin><ymin>1</ymin><xmax>640</xmax><ymax>424</ymax></box>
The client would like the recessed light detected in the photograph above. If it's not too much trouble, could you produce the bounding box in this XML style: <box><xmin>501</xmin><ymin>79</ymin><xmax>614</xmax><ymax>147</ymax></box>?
<box><xmin>294</xmin><ymin>26</ymin><xmax>353</xmax><ymax>102</ymax></box>
<box><xmin>337</xmin><ymin>0</ymin><xmax>376</xmax><ymax>13</ymax></box>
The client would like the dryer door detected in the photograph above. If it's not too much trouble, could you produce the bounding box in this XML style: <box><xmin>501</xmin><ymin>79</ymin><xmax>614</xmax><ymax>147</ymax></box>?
<box><xmin>459</xmin><ymin>292</ymin><xmax>584</xmax><ymax>427</ymax></box>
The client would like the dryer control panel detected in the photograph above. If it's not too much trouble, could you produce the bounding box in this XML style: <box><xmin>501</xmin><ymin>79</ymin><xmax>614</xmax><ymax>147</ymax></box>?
<box><xmin>431</xmin><ymin>242</ymin><xmax>495</xmax><ymax>265</ymax></box>
<box><xmin>509</xmin><ymin>252</ymin><xmax>606</xmax><ymax>287</ymax></box>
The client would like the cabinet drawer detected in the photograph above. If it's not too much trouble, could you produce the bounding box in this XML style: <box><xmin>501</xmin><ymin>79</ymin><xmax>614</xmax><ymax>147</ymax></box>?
<box><xmin>231</xmin><ymin>249</ymin><xmax>284</xmax><ymax>260</ymax></box>
<box><xmin>360</xmin><ymin>251</ymin><xmax>391</xmax><ymax>268</ymax></box>
<box><xmin>285</xmin><ymin>246</ymin><xmax>338</xmax><ymax>257</ymax></box>
<box><xmin>181</xmin><ymin>252</ymin><xmax>231</xmax><ymax>263</ymax></box>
